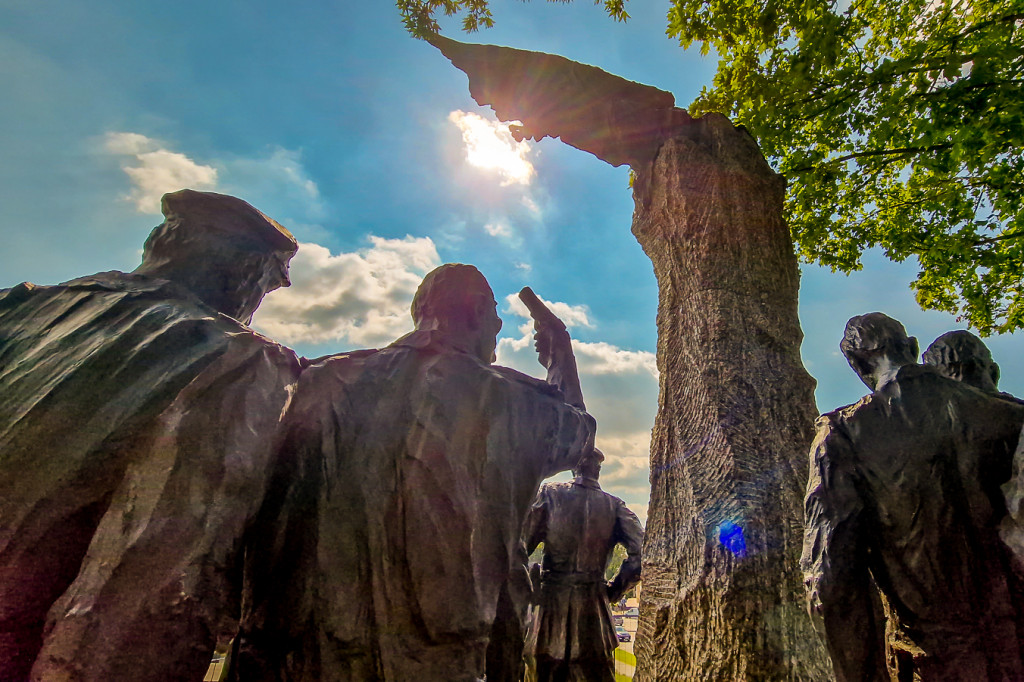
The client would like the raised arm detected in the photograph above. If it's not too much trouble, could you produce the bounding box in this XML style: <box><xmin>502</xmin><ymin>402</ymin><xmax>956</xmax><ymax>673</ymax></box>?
<box><xmin>518</xmin><ymin>287</ymin><xmax>585</xmax><ymax>411</ymax></box>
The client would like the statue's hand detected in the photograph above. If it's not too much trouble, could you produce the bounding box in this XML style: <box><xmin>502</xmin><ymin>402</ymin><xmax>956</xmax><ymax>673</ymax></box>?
<box><xmin>518</xmin><ymin>287</ymin><xmax>585</xmax><ymax>410</ymax></box>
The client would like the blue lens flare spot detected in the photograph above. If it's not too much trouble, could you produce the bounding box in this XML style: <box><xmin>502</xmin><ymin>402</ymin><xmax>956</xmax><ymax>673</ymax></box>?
<box><xmin>718</xmin><ymin>520</ymin><xmax>748</xmax><ymax>558</ymax></box>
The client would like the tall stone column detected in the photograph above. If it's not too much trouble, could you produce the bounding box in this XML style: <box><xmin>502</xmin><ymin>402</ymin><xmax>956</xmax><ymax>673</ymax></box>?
<box><xmin>630</xmin><ymin>115</ymin><xmax>827</xmax><ymax>680</ymax></box>
<box><xmin>433</xmin><ymin>36</ymin><xmax>830</xmax><ymax>679</ymax></box>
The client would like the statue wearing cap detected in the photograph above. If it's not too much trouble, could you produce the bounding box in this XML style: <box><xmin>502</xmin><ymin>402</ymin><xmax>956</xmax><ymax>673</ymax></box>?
<box><xmin>801</xmin><ymin>313</ymin><xmax>1024</xmax><ymax>681</ymax></box>
<box><xmin>521</xmin><ymin>447</ymin><xmax>644</xmax><ymax>682</ymax></box>
<box><xmin>0</xmin><ymin>190</ymin><xmax>301</xmax><ymax>681</ymax></box>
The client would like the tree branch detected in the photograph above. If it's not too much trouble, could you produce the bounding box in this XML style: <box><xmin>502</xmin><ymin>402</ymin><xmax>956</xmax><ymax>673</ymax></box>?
<box><xmin>785</xmin><ymin>144</ymin><xmax>953</xmax><ymax>174</ymax></box>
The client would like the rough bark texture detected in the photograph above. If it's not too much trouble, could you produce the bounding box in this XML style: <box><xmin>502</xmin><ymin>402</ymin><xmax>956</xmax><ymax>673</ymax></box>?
<box><xmin>630</xmin><ymin>116</ymin><xmax>828</xmax><ymax>680</ymax></box>
<box><xmin>434</xmin><ymin>37</ymin><xmax>830</xmax><ymax>679</ymax></box>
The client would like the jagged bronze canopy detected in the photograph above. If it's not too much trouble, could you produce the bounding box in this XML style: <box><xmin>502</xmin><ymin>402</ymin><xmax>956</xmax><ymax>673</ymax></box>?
<box><xmin>429</xmin><ymin>34</ymin><xmax>692</xmax><ymax>168</ymax></box>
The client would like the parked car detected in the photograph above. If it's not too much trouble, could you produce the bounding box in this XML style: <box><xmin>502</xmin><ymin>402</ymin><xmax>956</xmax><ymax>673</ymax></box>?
<box><xmin>615</xmin><ymin>625</ymin><xmax>631</xmax><ymax>642</ymax></box>
<box><xmin>612</xmin><ymin>614</ymin><xmax>624</xmax><ymax>625</ymax></box>
<box><xmin>625</xmin><ymin>607</ymin><xmax>639</xmax><ymax>618</ymax></box>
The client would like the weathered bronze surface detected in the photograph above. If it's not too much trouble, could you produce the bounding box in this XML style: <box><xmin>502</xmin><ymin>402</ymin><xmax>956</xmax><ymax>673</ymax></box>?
<box><xmin>234</xmin><ymin>266</ymin><xmax>595</xmax><ymax>681</ymax></box>
<box><xmin>0</xmin><ymin>190</ymin><xmax>300</xmax><ymax>681</ymax></box>
<box><xmin>523</xmin><ymin>448</ymin><xmax>643</xmax><ymax>682</ymax></box>
<box><xmin>803</xmin><ymin>313</ymin><xmax>1024</xmax><ymax>681</ymax></box>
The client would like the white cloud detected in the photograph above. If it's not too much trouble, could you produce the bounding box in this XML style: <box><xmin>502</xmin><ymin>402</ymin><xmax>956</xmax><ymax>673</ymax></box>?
<box><xmin>101</xmin><ymin>133</ymin><xmax>326</xmax><ymax>232</ymax></box>
<box><xmin>575</xmin><ymin>341</ymin><xmax>658</xmax><ymax>377</ymax></box>
<box><xmin>503</xmin><ymin>292</ymin><xmax>594</xmax><ymax>331</ymax></box>
<box><xmin>521</xmin><ymin>196</ymin><xmax>541</xmax><ymax>216</ymax></box>
<box><xmin>449</xmin><ymin>110</ymin><xmax>535</xmax><ymax>186</ymax></box>
<box><xmin>103</xmin><ymin>131</ymin><xmax>156</xmax><ymax>155</ymax></box>
<box><xmin>251</xmin><ymin>235</ymin><xmax>440</xmax><ymax>348</ymax></box>
<box><xmin>484</xmin><ymin>221</ymin><xmax>514</xmax><ymax>239</ymax></box>
<box><xmin>103</xmin><ymin>132</ymin><xmax>218</xmax><ymax>214</ymax></box>
<box><xmin>515</xmin><ymin>262</ymin><xmax>532</xmax><ymax>273</ymax></box>
<box><xmin>495</xmin><ymin>294</ymin><xmax>658</xmax><ymax>522</ymax></box>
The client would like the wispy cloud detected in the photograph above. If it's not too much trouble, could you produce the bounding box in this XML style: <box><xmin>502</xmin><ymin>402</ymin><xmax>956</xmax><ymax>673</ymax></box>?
<box><xmin>496</xmin><ymin>293</ymin><xmax>657</xmax><ymax>522</ymax></box>
<box><xmin>103</xmin><ymin>132</ymin><xmax>217</xmax><ymax>213</ymax></box>
<box><xmin>101</xmin><ymin>133</ymin><xmax>327</xmax><ymax>233</ymax></box>
<box><xmin>503</xmin><ymin>292</ymin><xmax>594</xmax><ymax>331</ymax></box>
<box><xmin>449</xmin><ymin>110</ymin><xmax>535</xmax><ymax>186</ymax></box>
<box><xmin>484</xmin><ymin>221</ymin><xmax>514</xmax><ymax>239</ymax></box>
<box><xmin>251</xmin><ymin>235</ymin><xmax>440</xmax><ymax>348</ymax></box>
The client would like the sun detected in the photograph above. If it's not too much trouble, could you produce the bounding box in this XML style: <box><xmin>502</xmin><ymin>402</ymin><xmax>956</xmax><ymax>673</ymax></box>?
<box><xmin>449</xmin><ymin>110</ymin><xmax>535</xmax><ymax>186</ymax></box>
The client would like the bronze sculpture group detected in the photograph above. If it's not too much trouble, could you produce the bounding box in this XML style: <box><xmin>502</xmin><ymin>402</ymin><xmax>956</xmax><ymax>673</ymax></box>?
<box><xmin>0</xmin><ymin>191</ymin><xmax>302</xmax><ymax>681</ymax></box>
<box><xmin>802</xmin><ymin>313</ymin><xmax>1024</xmax><ymax>681</ymax></box>
<box><xmin>0</xmin><ymin>191</ymin><xmax>643</xmax><ymax>682</ymax></box>
<box><xmin>4</xmin><ymin>190</ymin><xmax>1024</xmax><ymax>681</ymax></box>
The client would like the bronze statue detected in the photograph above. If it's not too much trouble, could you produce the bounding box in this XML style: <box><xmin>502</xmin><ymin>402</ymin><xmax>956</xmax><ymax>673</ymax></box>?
<box><xmin>923</xmin><ymin>329</ymin><xmax>1023</xmax><ymax>403</ymax></box>
<box><xmin>234</xmin><ymin>266</ymin><xmax>595</xmax><ymax>681</ymax></box>
<box><xmin>802</xmin><ymin>312</ymin><xmax>1024</xmax><ymax>681</ymax></box>
<box><xmin>523</xmin><ymin>448</ymin><xmax>644</xmax><ymax>682</ymax></box>
<box><xmin>0</xmin><ymin>190</ymin><xmax>301</xmax><ymax>681</ymax></box>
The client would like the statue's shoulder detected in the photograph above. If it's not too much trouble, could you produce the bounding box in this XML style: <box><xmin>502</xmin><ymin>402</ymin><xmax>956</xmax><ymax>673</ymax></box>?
<box><xmin>301</xmin><ymin>348</ymin><xmax>380</xmax><ymax>368</ymax></box>
<box><xmin>997</xmin><ymin>391</ymin><xmax>1024</xmax><ymax>407</ymax></box>
<box><xmin>0</xmin><ymin>281</ymin><xmax>47</xmax><ymax>312</ymax></box>
<box><xmin>817</xmin><ymin>394</ymin><xmax>871</xmax><ymax>431</ymax></box>
<box><xmin>297</xmin><ymin>349</ymin><xmax>385</xmax><ymax>385</ymax></box>
<box><xmin>603</xmin><ymin>489</ymin><xmax>628</xmax><ymax>507</ymax></box>
<box><xmin>489</xmin><ymin>364</ymin><xmax>564</xmax><ymax>399</ymax></box>
<box><xmin>62</xmin><ymin>270</ymin><xmax>161</xmax><ymax>292</ymax></box>
<box><xmin>811</xmin><ymin>397</ymin><xmax>874</xmax><ymax>466</ymax></box>
<box><xmin>58</xmin><ymin>271</ymin><xmax>219</xmax><ymax>320</ymax></box>
<box><xmin>539</xmin><ymin>480</ymin><xmax>575</xmax><ymax>498</ymax></box>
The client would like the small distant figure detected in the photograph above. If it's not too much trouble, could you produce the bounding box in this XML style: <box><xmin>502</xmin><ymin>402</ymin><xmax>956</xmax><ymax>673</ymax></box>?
<box><xmin>802</xmin><ymin>312</ymin><xmax>1024</xmax><ymax>681</ymax></box>
<box><xmin>523</xmin><ymin>448</ymin><xmax>644</xmax><ymax>682</ymax></box>
<box><xmin>923</xmin><ymin>329</ymin><xmax>1022</xmax><ymax>403</ymax></box>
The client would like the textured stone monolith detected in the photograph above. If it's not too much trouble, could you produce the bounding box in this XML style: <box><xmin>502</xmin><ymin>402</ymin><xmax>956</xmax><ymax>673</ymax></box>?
<box><xmin>432</xmin><ymin>36</ymin><xmax>830</xmax><ymax>679</ymax></box>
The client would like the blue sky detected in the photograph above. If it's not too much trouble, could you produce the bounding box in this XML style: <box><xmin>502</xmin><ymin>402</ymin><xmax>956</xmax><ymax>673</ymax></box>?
<box><xmin>2</xmin><ymin>0</ymin><xmax>1020</xmax><ymax>522</ymax></box>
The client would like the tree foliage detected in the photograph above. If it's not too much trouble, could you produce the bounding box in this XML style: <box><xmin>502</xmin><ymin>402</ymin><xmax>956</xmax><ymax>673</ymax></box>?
<box><xmin>605</xmin><ymin>542</ymin><xmax>627</xmax><ymax>581</ymax></box>
<box><xmin>398</xmin><ymin>0</ymin><xmax>628</xmax><ymax>38</ymax></box>
<box><xmin>400</xmin><ymin>0</ymin><xmax>1024</xmax><ymax>334</ymax></box>
<box><xmin>677</xmin><ymin>0</ymin><xmax>1024</xmax><ymax>334</ymax></box>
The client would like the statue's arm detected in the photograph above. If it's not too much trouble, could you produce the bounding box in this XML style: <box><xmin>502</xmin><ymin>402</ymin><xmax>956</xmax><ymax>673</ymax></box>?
<box><xmin>800</xmin><ymin>422</ymin><xmax>886</xmax><ymax>682</ymax></box>
<box><xmin>607</xmin><ymin>502</ymin><xmax>644</xmax><ymax>603</ymax></box>
<box><xmin>518</xmin><ymin>287</ymin><xmax>585</xmax><ymax>411</ymax></box>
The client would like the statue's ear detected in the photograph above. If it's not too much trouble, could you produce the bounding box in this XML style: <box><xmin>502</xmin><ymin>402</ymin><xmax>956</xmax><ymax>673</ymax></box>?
<box><xmin>991</xmin><ymin>361</ymin><xmax>1001</xmax><ymax>387</ymax></box>
<box><xmin>908</xmin><ymin>336</ymin><xmax>920</xmax><ymax>361</ymax></box>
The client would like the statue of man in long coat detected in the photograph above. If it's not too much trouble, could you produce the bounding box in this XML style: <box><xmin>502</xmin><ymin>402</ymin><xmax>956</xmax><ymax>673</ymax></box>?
<box><xmin>523</xmin><ymin>448</ymin><xmax>644</xmax><ymax>682</ymax></box>
<box><xmin>235</xmin><ymin>264</ymin><xmax>596</xmax><ymax>682</ymax></box>
<box><xmin>802</xmin><ymin>312</ymin><xmax>1024</xmax><ymax>681</ymax></box>
<box><xmin>0</xmin><ymin>190</ymin><xmax>301</xmax><ymax>681</ymax></box>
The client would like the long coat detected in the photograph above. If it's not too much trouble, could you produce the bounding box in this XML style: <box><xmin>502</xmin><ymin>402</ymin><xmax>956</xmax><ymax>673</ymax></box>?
<box><xmin>236</xmin><ymin>329</ymin><xmax>595</xmax><ymax>682</ymax></box>
<box><xmin>802</xmin><ymin>364</ymin><xmax>1024</xmax><ymax>681</ymax></box>
<box><xmin>523</xmin><ymin>478</ymin><xmax>643</xmax><ymax>677</ymax></box>
<box><xmin>0</xmin><ymin>272</ymin><xmax>300</xmax><ymax>681</ymax></box>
